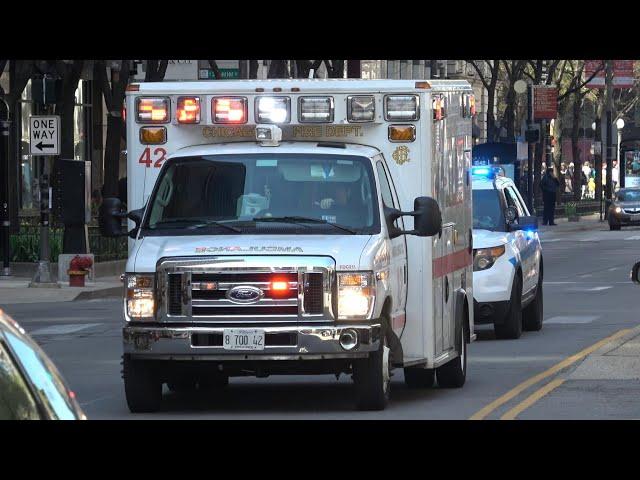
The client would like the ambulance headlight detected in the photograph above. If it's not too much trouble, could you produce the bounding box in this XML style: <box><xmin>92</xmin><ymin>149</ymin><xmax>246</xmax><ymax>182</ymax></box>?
<box><xmin>385</xmin><ymin>95</ymin><xmax>419</xmax><ymax>121</ymax></box>
<box><xmin>347</xmin><ymin>95</ymin><xmax>375</xmax><ymax>123</ymax></box>
<box><xmin>299</xmin><ymin>96</ymin><xmax>334</xmax><ymax>123</ymax></box>
<box><xmin>136</xmin><ymin>97</ymin><xmax>169</xmax><ymax>124</ymax></box>
<box><xmin>256</xmin><ymin>96</ymin><xmax>291</xmax><ymax>124</ymax></box>
<box><xmin>473</xmin><ymin>246</ymin><xmax>505</xmax><ymax>272</ymax></box>
<box><xmin>337</xmin><ymin>272</ymin><xmax>375</xmax><ymax>320</ymax></box>
<box><xmin>125</xmin><ymin>273</ymin><xmax>156</xmax><ymax>321</ymax></box>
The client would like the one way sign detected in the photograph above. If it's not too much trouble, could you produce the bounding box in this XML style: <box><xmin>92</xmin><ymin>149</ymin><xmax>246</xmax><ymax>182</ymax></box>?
<box><xmin>30</xmin><ymin>116</ymin><xmax>60</xmax><ymax>156</ymax></box>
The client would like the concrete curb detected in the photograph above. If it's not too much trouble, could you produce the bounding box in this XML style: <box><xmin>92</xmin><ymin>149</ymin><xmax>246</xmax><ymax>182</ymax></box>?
<box><xmin>73</xmin><ymin>286</ymin><xmax>122</xmax><ymax>301</ymax></box>
<box><xmin>592</xmin><ymin>323</ymin><xmax>640</xmax><ymax>357</ymax></box>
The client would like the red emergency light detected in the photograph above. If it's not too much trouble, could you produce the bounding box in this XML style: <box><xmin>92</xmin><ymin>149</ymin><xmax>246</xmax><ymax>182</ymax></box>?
<box><xmin>177</xmin><ymin>96</ymin><xmax>201</xmax><ymax>124</ymax></box>
<box><xmin>212</xmin><ymin>97</ymin><xmax>247</xmax><ymax>124</ymax></box>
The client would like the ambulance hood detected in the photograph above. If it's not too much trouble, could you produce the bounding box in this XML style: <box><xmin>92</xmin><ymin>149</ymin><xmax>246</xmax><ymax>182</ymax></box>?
<box><xmin>131</xmin><ymin>234</ymin><xmax>375</xmax><ymax>272</ymax></box>
<box><xmin>472</xmin><ymin>229</ymin><xmax>509</xmax><ymax>249</ymax></box>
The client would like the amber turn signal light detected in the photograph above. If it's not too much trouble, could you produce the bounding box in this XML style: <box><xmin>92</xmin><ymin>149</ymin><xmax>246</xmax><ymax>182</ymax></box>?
<box><xmin>139</xmin><ymin>126</ymin><xmax>167</xmax><ymax>144</ymax></box>
<box><xmin>388</xmin><ymin>125</ymin><xmax>416</xmax><ymax>142</ymax></box>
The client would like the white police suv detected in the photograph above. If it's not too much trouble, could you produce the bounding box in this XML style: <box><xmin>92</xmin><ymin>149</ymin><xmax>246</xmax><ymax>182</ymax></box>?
<box><xmin>472</xmin><ymin>167</ymin><xmax>543</xmax><ymax>339</ymax></box>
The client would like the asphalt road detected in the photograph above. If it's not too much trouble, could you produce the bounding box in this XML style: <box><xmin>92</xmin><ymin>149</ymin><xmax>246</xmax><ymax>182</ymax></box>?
<box><xmin>4</xmin><ymin>224</ymin><xmax>640</xmax><ymax>419</ymax></box>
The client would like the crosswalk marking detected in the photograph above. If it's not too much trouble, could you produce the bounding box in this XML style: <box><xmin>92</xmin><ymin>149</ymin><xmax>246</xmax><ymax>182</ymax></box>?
<box><xmin>30</xmin><ymin>323</ymin><xmax>101</xmax><ymax>336</ymax></box>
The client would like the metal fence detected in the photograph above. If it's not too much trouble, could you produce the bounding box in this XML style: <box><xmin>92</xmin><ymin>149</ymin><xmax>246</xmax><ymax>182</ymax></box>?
<box><xmin>8</xmin><ymin>219</ymin><xmax>127</xmax><ymax>263</ymax></box>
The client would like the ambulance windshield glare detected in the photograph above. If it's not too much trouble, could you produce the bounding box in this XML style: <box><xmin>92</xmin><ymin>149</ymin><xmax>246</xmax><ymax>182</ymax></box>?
<box><xmin>144</xmin><ymin>154</ymin><xmax>380</xmax><ymax>235</ymax></box>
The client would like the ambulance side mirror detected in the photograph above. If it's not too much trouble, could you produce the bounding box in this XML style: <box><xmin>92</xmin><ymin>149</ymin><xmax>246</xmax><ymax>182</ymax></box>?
<box><xmin>385</xmin><ymin>196</ymin><xmax>442</xmax><ymax>239</ymax></box>
<box><xmin>99</xmin><ymin>197</ymin><xmax>143</xmax><ymax>238</ymax></box>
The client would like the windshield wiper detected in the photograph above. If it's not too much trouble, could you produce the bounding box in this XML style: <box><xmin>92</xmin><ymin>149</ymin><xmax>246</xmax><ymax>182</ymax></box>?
<box><xmin>252</xmin><ymin>216</ymin><xmax>357</xmax><ymax>234</ymax></box>
<box><xmin>150</xmin><ymin>218</ymin><xmax>242</xmax><ymax>233</ymax></box>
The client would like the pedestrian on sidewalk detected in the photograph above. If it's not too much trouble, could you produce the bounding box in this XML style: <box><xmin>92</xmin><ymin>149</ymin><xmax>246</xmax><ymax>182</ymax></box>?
<box><xmin>541</xmin><ymin>167</ymin><xmax>560</xmax><ymax>225</ymax></box>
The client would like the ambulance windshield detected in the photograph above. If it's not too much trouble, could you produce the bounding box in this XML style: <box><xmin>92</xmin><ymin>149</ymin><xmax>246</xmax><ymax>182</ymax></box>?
<box><xmin>144</xmin><ymin>153</ymin><xmax>380</xmax><ymax>235</ymax></box>
<box><xmin>472</xmin><ymin>189</ymin><xmax>504</xmax><ymax>231</ymax></box>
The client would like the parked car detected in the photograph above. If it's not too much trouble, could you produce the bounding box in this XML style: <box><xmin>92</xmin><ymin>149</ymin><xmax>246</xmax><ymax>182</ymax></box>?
<box><xmin>608</xmin><ymin>188</ymin><xmax>640</xmax><ymax>230</ymax></box>
<box><xmin>0</xmin><ymin>309</ymin><xmax>86</xmax><ymax>420</ymax></box>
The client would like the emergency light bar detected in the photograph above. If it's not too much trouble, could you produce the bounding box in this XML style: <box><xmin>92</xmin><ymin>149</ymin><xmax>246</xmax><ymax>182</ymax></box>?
<box><xmin>213</xmin><ymin>97</ymin><xmax>247</xmax><ymax>124</ymax></box>
<box><xmin>298</xmin><ymin>96</ymin><xmax>334</xmax><ymax>123</ymax></box>
<box><xmin>385</xmin><ymin>95</ymin><xmax>419</xmax><ymax>121</ymax></box>
<box><xmin>347</xmin><ymin>95</ymin><xmax>375</xmax><ymax>123</ymax></box>
<box><xmin>136</xmin><ymin>97</ymin><xmax>169</xmax><ymax>123</ymax></box>
<box><xmin>256</xmin><ymin>96</ymin><xmax>291</xmax><ymax>124</ymax></box>
<box><xmin>177</xmin><ymin>96</ymin><xmax>200</xmax><ymax>124</ymax></box>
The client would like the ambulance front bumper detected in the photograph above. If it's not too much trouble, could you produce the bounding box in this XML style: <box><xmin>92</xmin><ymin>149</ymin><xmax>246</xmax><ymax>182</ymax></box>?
<box><xmin>123</xmin><ymin>323</ymin><xmax>381</xmax><ymax>360</ymax></box>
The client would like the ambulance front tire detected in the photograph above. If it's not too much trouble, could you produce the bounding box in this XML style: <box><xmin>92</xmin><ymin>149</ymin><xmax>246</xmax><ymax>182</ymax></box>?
<box><xmin>353</xmin><ymin>328</ymin><xmax>391</xmax><ymax>411</ymax></box>
<box><xmin>404</xmin><ymin>367</ymin><xmax>435</xmax><ymax>388</ymax></box>
<box><xmin>494</xmin><ymin>273</ymin><xmax>523</xmax><ymax>340</ymax></box>
<box><xmin>123</xmin><ymin>355</ymin><xmax>162</xmax><ymax>413</ymax></box>
<box><xmin>436</xmin><ymin>309</ymin><xmax>468</xmax><ymax>388</ymax></box>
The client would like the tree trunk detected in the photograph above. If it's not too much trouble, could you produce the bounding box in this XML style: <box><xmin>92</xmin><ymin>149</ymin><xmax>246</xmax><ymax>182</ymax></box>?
<box><xmin>103</xmin><ymin>113</ymin><xmax>123</xmax><ymax>197</ymax></box>
<box><xmin>249</xmin><ymin>60</ymin><xmax>259</xmax><ymax>79</ymax></box>
<box><xmin>571</xmin><ymin>92</ymin><xmax>583</xmax><ymax>203</ymax></box>
<box><xmin>486</xmin><ymin>86</ymin><xmax>496</xmax><ymax>142</ymax></box>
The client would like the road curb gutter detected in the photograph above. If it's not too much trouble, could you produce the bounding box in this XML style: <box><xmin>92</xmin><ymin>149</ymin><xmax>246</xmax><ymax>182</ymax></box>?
<box><xmin>73</xmin><ymin>286</ymin><xmax>122</xmax><ymax>301</ymax></box>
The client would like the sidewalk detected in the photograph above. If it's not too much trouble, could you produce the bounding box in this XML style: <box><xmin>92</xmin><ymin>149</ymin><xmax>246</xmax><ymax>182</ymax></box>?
<box><xmin>537</xmin><ymin>213</ymin><xmax>606</xmax><ymax>235</ymax></box>
<box><xmin>0</xmin><ymin>276</ymin><xmax>123</xmax><ymax>305</ymax></box>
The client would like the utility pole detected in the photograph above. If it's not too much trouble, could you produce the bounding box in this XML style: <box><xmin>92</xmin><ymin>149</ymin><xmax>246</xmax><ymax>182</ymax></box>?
<box><xmin>605</xmin><ymin>60</ymin><xmax>614</xmax><ymax>203</ymax></box>
<box><xmin>0</xmin><ymin>98</ymin><xmax>11</xmax><ymax>277</ymax></box>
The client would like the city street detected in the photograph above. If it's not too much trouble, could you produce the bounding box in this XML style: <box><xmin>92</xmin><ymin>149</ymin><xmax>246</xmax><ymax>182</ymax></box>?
<box><xmin>3</xmin><ymin>222</ymin><xmax>639</xmax><ymax>420</ymax></box>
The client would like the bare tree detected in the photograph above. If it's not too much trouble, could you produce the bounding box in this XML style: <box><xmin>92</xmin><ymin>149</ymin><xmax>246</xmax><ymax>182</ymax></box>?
<box><xmin>54</xmin><ymin>60</ymin><xmax>85</xmax><ymax>159</ymax></box>
<box><xmin>144</xmin><ymin>60</ymin><xmax>169</xmax><ymax>82</ymax></box>
<box><xmin>467</xmin><ymin>60</ymin><xmax>500</xmax><ymax>141</ymax></box>
<box><xmin>294</xmin><ymin>60</ymin><xmax>323</xmax><ymax>79</ymax></box>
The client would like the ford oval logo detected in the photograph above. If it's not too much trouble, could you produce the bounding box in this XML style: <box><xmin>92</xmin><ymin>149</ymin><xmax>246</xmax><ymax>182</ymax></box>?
<box><xmin>226</xmin><ymin>285</ymin><xmax>264</xmax><ymax>304</ymax></box>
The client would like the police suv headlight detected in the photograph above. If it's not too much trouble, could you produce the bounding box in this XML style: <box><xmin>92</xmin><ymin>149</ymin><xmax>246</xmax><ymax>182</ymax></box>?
<box><xmin>125</xmin><ymin>274</ymin><xmax>156</xmax><ymax>321</ymax></box>
<box><xmin>473</xmin><ymin>246</ymin><xmax>505</xmax><ymax>272</ymax></box>
<box><xmin>337</xmin><ymin>272</ymin><xmax>375</xmax><ymax>320</ymax></box>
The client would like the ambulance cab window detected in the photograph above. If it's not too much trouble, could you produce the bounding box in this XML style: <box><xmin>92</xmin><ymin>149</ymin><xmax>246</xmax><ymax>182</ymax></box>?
<box><xmin>376</xmin><ymin>162</ymin><xmax>396</xmax><ymax>208</ymax></box>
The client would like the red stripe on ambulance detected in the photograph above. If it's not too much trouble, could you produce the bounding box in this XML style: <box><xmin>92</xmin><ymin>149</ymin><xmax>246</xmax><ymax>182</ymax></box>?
<box><xmin>432</xmin><ymin>249</ymin><xmax>472</xmax><ymax>278</ymax></box>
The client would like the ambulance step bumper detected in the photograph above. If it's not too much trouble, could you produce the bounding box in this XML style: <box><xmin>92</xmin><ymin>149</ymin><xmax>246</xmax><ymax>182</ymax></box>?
<box><xmin>123</xmin><ymin>323</ymin><xmax>381</xmax><ymax>360</ymax></box>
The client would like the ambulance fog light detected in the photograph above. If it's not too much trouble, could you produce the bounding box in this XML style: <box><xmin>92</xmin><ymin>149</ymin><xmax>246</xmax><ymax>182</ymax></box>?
<box><xmin>385</xmin><ymin>95</ymin><xmax>419</xmax><ymax>121</ymax></box>
<box><xmin>347</xmin><ymin>95</ymin><xmax>375</xmax><ymax>123</ymax></box>
<box><xmin>339</xmin><ymin>329</ymin><xmax>359</xmax><ymax>351</ymax></box>
<box><xmin>299</xmin><ymin>96</ymin><xmax>334</xmax><ymax>123</ymax></box>
<box><xmin>256</xmin><ymin>96</ymin><xmax>291</xmax><ymax>124</ymax></box>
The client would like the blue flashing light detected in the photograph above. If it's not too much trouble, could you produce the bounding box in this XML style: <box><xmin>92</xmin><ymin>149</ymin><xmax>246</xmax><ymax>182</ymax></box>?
<box><xmin>524</xmin><ymin>229</ymin><xmax>536</xmax><ymax>240</ymax></box>
<box><xmin>472</xmin><ymin>166</ymin><xmax>493</xmax><ymax>178</ymax></box>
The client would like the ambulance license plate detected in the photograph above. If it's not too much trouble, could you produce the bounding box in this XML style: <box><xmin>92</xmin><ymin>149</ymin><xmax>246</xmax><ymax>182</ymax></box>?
<box><xmin>223</xmin><ymin>329</ymin><xmax>265</xmax><ymax>350</ymax></box>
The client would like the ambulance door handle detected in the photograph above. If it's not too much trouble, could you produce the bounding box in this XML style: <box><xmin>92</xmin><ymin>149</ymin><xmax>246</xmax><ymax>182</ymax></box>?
<box><xmin>403</xmin><ymin>264</ymin><xmax>407</xmax><ymax>284</ymax></box>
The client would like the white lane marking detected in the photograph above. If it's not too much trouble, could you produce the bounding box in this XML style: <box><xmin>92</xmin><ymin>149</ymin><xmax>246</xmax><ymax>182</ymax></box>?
<box><xmin>625</xmin><ymin>235</ymin><xmax>640</xmax><ymax>240</ymax></box>
<box><xmin>583</xmin><ymin>286</ymin><xmax>613</xmax><ymax>291</ymax></box>
<box><xmin>545</xmin><ymin>315</ymin><xmax>599</xmax><ymax>324</ymax></box>
<box><xmin>540</xmin><ymin>238</ymin><xmax>562</xmax><ymax>243</ymax></box>
<box><xmin>30</xmin><ymin>323</ymin><xmax>101</xmax><ymax>335</ymax></box>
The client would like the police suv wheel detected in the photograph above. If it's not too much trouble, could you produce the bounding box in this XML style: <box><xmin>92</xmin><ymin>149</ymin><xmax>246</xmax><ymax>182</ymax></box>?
<box><xmin>404</xmin><ymin>367</ymin><xmax>435</xmax><ymax>388</ymax></box>
<box><xmin>436</xmin><ymin>318</ymin><xmax>467</xmax><ymax>388</ymax></box>
<box><xmin>353</xmin><ymin>331</ymin><xmax>391</xmax><ymax>411</ymax></box>
<box><xmin>494</xmin><ymin>274</ymin><xmax>523</xmax><ymax>340</ymax></box>
<box><xmin>123</xmin><ymin>356</ymin><xmax>162</xmax><ymax>413</ymax></box>
<box><xmin>523</xmin><ymin>273</ymin><xmax>544</xmax><ymax>332</ymax></box>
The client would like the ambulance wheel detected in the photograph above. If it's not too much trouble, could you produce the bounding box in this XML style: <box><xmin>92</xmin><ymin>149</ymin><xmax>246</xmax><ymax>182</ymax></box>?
<box><xmin>404</xmin><ymin>367</ymin><xmax>435</xmax><ymax>388</ymax></box>
<box><xmin>123</xmin><ymin>356</ymin><xmax>162</xmax><ymax>413</ymax></box>
<box><xmin>353</xmin><ymin>332</ymin><xmax>391</xmax><ymax>411</ymax></box>
<box><xmin>167</xmin><ymin>378</ymin><xmax>198</xmax><ymax>394</ymax></box>
<box><xmin>494</xmin><ymin>274</ymin><xmax>523</xmax><ymax>340</ymax></box>
<box><xmin>523</xmin><ymin>273</ymin><xmax>544</xmax><ymax>332</ymax></box>
<box><xmin>436</xmin><ymin>318</ymin><xmax>467</xmax><ymax>388</ymax></box>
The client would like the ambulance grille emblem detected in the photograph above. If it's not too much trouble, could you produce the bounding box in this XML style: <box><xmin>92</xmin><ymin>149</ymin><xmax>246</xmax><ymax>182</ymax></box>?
<box><xmin>392</xmin><ymin>146</ymin><xmax>410</xmax><ymax>165</ymax></box>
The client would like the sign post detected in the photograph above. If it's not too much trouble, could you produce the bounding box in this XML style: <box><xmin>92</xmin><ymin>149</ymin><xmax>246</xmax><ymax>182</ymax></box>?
<box><xmin>29</xmin><ymin>107</ymin><xmax>60</xmax><ymax>286</ymax></box>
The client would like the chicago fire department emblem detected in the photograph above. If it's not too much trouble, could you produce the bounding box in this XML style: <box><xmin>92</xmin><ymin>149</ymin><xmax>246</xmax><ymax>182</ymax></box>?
<box><xmin>392</xmin><ymin>146</ymin><xmax>410</xmax><ymax>165</ymax></box>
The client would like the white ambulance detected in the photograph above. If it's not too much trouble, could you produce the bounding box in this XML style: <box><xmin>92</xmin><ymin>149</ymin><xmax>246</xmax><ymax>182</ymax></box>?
<box><xmin>100</xmin><ymin>79</ymin><xmax>476</xmax><ymax>412</ymax></box>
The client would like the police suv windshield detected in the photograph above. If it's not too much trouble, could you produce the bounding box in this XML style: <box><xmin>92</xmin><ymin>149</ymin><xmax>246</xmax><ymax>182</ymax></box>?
<box><xmin>143</xmin><ymin>153</ymin><xmax>380</xmax><ymax>235</ymax></box>
<box><xmin>473</xmin><ymin>189</ymin><xmax>504</xmax><ymax>231</ymax></box>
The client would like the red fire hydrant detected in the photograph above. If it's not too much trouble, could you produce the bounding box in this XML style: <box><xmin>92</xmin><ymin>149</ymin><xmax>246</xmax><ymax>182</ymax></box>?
<box><xmin>68</xmin><ymin>255</ymin><xmax>93</xmax><ymax>287</ymax></box>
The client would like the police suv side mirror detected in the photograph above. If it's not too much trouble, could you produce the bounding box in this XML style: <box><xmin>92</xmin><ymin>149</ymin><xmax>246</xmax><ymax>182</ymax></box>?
<box><xmin>99</xmin><ymin>197</ymin><xmax>143</xmax><ymax>238</ymax></box>
<box><xmin>385</xmin><ymin>196</ymin><xmax>442</xmax><ymax>239</ymax></box>
<box><xmin>631</xmin><ymin>261</ymin><xmax>640</xmax><ymax>284</ymax></box>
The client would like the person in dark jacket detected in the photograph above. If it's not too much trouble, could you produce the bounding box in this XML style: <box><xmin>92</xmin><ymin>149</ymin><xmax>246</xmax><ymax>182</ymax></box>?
<box><xmin>540</xmin><ymin>167</ymin><xmax>560</xmax><ymax>225</ymax></box>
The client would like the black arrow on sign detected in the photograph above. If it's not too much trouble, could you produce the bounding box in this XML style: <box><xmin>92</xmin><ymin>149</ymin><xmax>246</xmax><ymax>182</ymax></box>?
<box><xmin>35</xmin><ymin>141</ymin><xmax>54</xmax><ymax>151</ymax></box>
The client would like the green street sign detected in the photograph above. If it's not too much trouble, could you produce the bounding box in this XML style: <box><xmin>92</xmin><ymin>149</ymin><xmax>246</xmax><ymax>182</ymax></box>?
<box><xmin>219</xmin><ymin>68</ymin><xmax>239</xmax><ymax>79</ymax></box>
